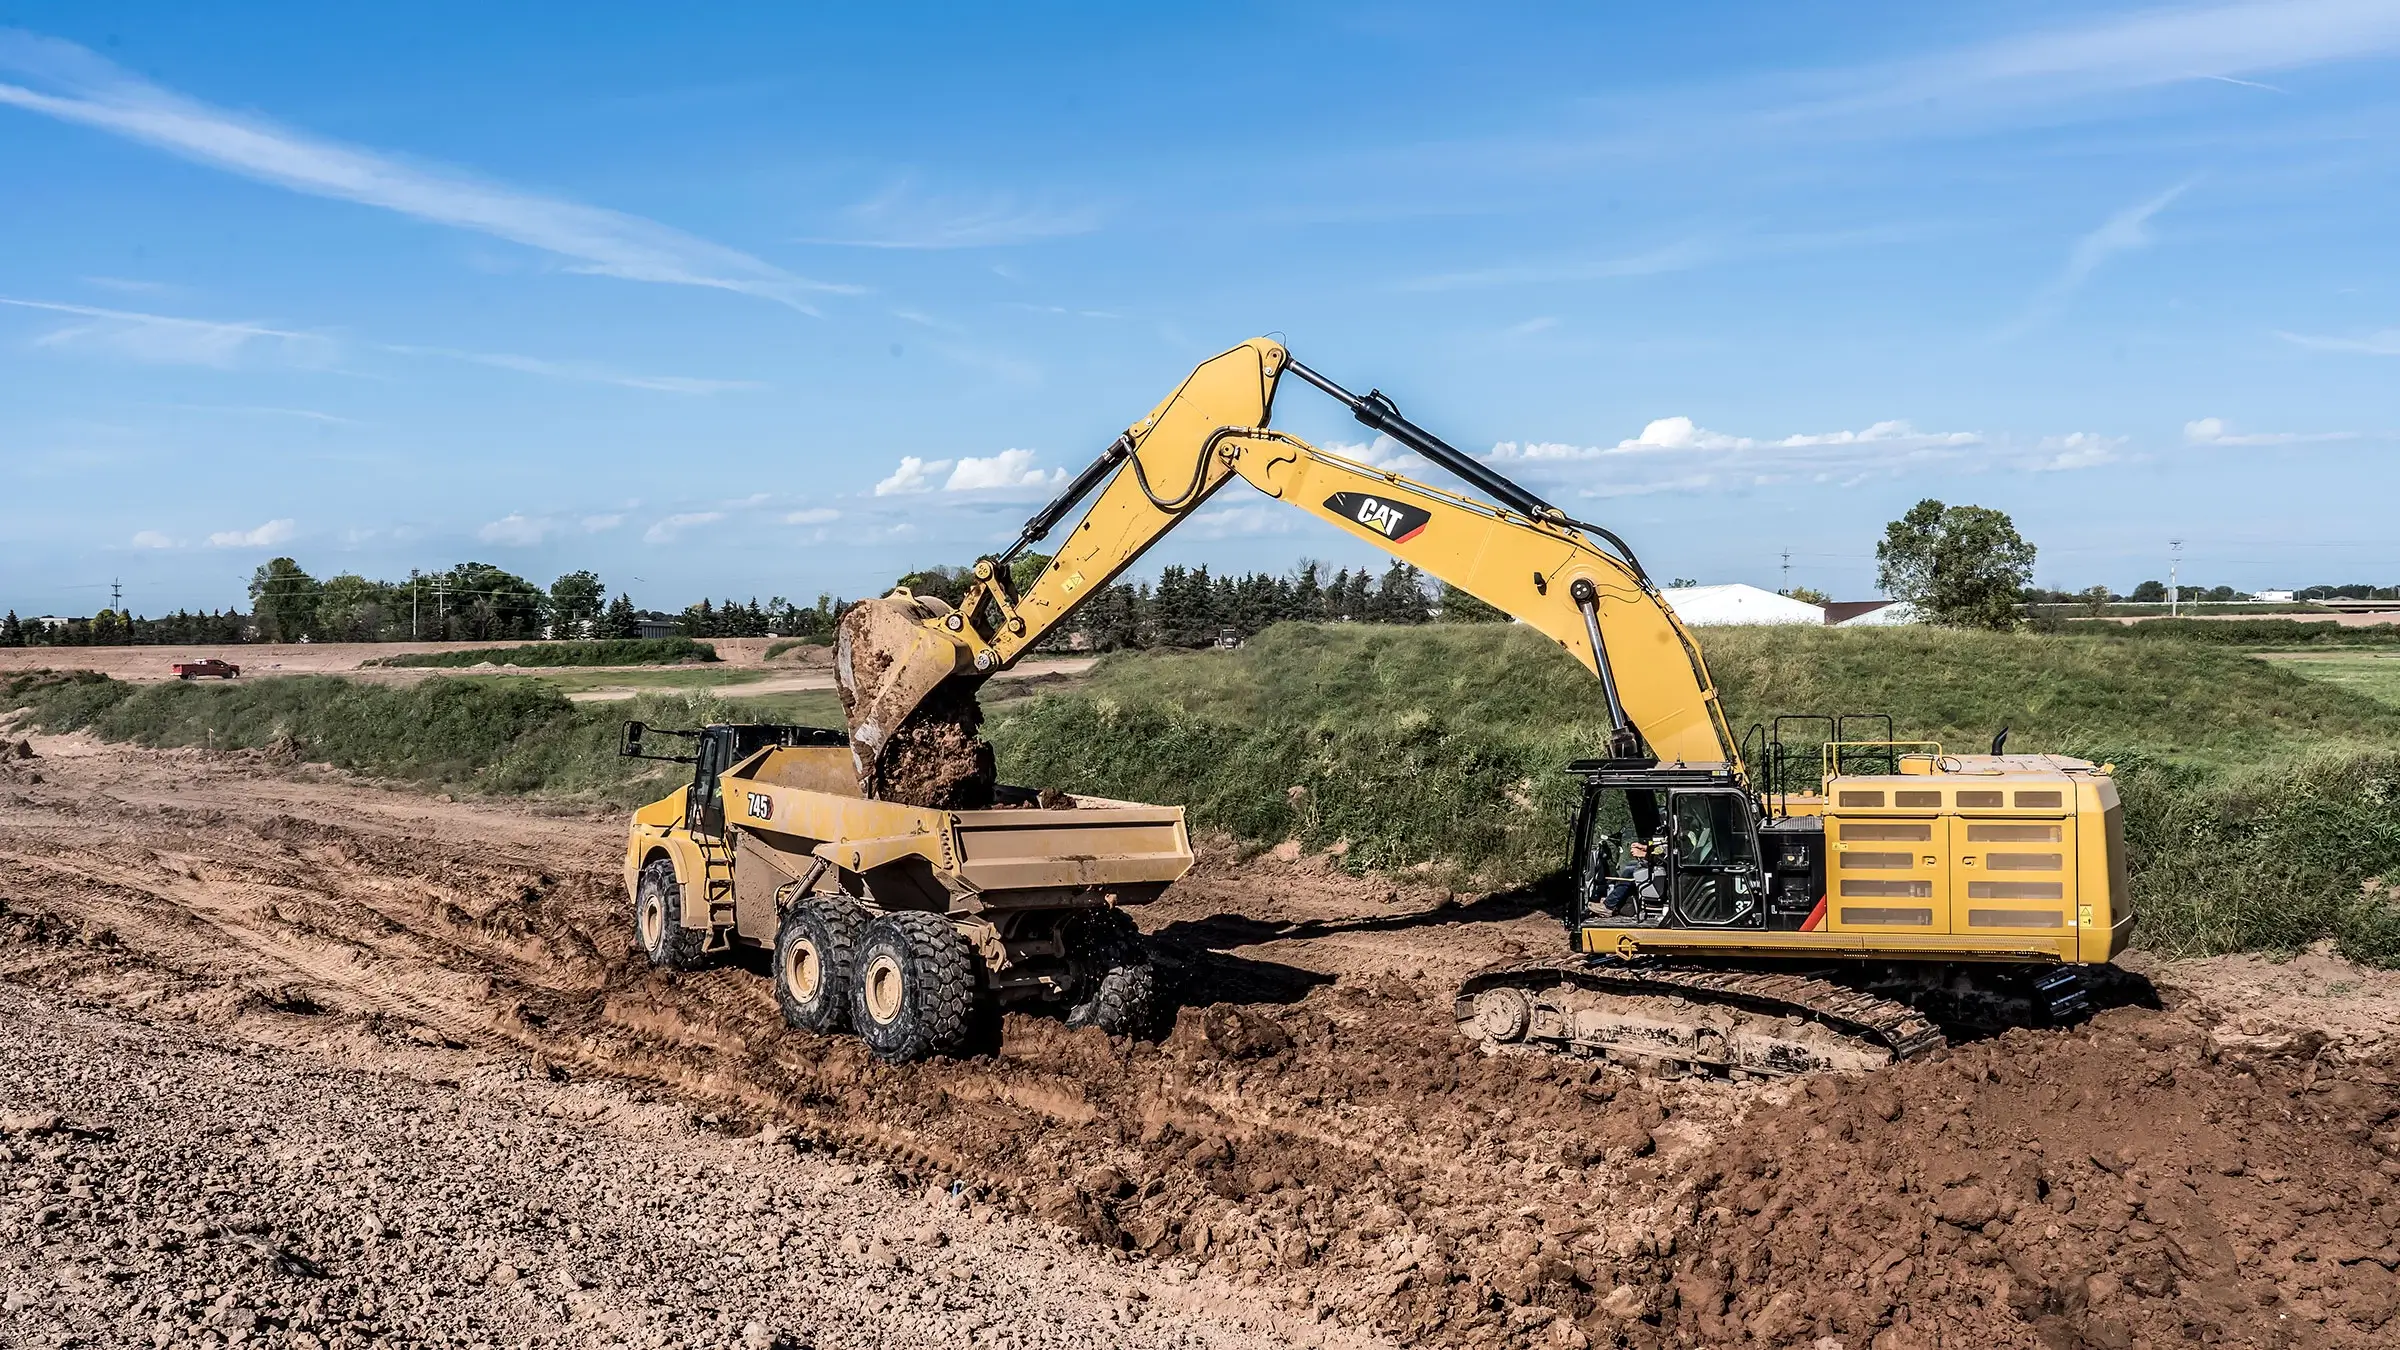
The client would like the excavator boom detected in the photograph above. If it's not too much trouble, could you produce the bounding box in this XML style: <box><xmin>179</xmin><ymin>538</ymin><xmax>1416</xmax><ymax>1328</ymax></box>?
<box><xmin>837</xmin><ymin>338</ymin><xmax>1743</xmax><ymax>794</ymax></box>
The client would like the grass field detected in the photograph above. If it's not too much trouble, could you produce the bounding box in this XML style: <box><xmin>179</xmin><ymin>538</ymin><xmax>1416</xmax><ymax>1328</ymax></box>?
<box><xmin>2260</xmin><ymin>650</ymin><xmax>2400</xmax><ymax>710</ymax></box>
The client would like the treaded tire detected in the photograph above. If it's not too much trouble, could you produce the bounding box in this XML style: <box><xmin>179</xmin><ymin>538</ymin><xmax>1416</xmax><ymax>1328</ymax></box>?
<box><xmin>774</xmin><ymin>896</ymin><xmax>862</xmax><ymax>1033</ymax></box>
<box><xmin>1070</xmin><ymin>961</ymin><xmax>1157</xmax><ymax>1038</ymax></box>
<box><xmin>849</xmin><ymin>911</ymin><xmax>978</xmax><ymax>1062</ymax></box>
<box><xmin>1062</xmin><ymin>908</ymin><xmax>1155</xmax><ymax>1037</ymax></box>
<box><xmin>635</xmin><ymin>857</ymin><xmax>708</xmax><ymax>970</ymax></box>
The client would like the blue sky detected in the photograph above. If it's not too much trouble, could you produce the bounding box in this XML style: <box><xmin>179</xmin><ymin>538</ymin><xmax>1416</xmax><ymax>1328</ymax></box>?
<box><xmin>4</xmin><ymin>2</ymin><xmax>2398</xmax><ymax>618</ymax></box>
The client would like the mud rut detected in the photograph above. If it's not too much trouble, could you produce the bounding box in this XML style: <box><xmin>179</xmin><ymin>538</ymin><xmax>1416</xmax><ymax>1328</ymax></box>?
<box><xmin>3</xmin><ymin>742</ymin><xmax>2398</xmax><ymax>1349</ymax></box>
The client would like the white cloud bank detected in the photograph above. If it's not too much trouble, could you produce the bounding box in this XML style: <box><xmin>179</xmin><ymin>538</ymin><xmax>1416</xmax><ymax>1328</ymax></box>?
<box><xmin>784</xmin><ymin>507</ymin><xmax>840</xmax><ymax>525</ymax></box>
<box><xmin>872</xmin><ymin>450</ymin><xmax>1063</xmax><ymax>495</ymax></box>
<box><xmin>0</xmin><ymin>31</ymin><xmax>851</xmax><ymax>311</ymax></box>
<box><xmin>129</xmin><ymin>530</ymin><xmax>175</xmax><ymax>549</ymax></box>
<box><xmin>2183</xmin><ymin>417</ymin><xmax>2357</xmax><ymax>447</ymax></box>
<box><xmin>206</xmin><ymin>519</ymin><xmax>296</xmax><ymax>549</ymax></box>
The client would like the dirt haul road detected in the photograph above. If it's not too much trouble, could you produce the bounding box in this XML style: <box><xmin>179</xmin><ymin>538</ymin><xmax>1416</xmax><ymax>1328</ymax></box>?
<box><xmin>1</xmin><ymin>737</ymin><xmax>2396</xmax><ymax>1349</ymax></box>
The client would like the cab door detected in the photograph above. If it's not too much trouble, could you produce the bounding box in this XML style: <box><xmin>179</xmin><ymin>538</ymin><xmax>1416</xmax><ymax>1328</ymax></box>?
<box><xmin>687</xmin><ymin>729</ymin><xmax>729</xmax><ymax>838</ymax></box>
<box><xmin>1664</xmin><ymin>790</ymin><xmax>1765</xmax><ymax>928</ymax></box>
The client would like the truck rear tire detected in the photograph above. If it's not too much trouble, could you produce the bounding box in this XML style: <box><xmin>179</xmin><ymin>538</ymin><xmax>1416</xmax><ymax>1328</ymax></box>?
<box><xmin>775</xmin><ymin>896</ymin><xmax>861</xmax><ymax>1033</ymax></box>
<box><xmin>1072</xmin><ymin>962</ymin><xmax>1156</xmax><ymax>1038</ymax></box>
<box><xmin>1061</xmin><ymin>908</ymin><xmax>1156</xmax><ymax>1037</ymax></box>
<box><xmin>635</xmin><ymin>858</ymin><xmax>708</xmax><ymax>971</ymax></box>
<box><xmin>849</xmin><ymin>911</ymin><xmax>977</xmax><ymax>1062</ymax></box>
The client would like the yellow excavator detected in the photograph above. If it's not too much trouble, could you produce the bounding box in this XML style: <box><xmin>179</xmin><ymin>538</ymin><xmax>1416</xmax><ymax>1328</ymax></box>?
<box><xmin>836</xmin><ymin>338</ymin><xmax>2135</xmax><ymax>1074</ymax></box>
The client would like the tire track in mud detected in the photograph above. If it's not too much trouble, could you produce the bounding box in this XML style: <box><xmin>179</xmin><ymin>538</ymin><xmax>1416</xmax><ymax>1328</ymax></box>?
<box><xmin>4</xmin><ymin>742</ymin><xmax>2398</xmax><ymax>1348</ymax></box>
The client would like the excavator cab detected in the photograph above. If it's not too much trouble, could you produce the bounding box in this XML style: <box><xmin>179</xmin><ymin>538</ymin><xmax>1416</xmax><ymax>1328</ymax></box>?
<box><xmin>1570</xmin><ymin>763</ymin><xmax>1776</xmax><ymax>931</ymax></box>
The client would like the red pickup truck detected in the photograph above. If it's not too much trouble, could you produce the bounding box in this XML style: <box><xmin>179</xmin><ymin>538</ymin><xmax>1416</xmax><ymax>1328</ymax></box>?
<box><xmin>171</xmin><ymin>658</ymin><xmax>241</xmax><ymax>680</ymax></box>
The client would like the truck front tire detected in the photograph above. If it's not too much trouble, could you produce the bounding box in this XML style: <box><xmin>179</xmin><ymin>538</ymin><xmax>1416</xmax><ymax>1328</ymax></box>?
<box><xmin>635</xmin><ymin>858</ymin><xmax>708</xmax><ymax>970</ymax></box>
<box><xmin>849</xmin><ymin>911</ymin><xmax>977</xmax><ymax>1062</ymax></box>
<box><xmin>775</xmin><ymin>896</ymin><xmax>861</xmax><ymax>1033</ymax></box>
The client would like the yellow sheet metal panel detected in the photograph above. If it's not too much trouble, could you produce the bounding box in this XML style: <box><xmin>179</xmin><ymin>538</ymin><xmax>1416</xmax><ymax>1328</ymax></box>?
<box><xmin>1825</xmin><ymin>811</ymin><xmax>1949</xmax><ymax>933</ymax></box>
<box><xmin>1957</xmin><ymin>814</ymin><xmax>2075</xmax><ymax>937</ymax></box>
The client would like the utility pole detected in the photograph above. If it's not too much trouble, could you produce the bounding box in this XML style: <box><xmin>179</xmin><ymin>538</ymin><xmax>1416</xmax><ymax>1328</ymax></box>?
<box><xmin>1780</xmin><ymin>549</ymin><xmax>1792</xmax><ymax>595</ymax></box>
<box><xmin>2169</xmin><ymin>540</ymin><xmax>2184</xmax><ymax>618</ymax></box>
<box><xmin>109</xmin><ymin>577</ymin><xmax>123</xmax><ymax>614</ymax></box>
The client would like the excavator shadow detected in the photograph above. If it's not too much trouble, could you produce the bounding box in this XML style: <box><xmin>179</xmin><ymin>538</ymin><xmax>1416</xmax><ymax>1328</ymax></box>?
<box><xmin>1139</xmin><ymin>874</ymin><xmax>1567</xmax><ymax>1013</ymax></box>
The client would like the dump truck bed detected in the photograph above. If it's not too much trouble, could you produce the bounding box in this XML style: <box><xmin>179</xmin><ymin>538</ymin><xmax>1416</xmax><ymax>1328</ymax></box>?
<box><xmin>722</xmin><ymin>742</ymin><xmax>1192</xmax><ymax>907</ymax></box>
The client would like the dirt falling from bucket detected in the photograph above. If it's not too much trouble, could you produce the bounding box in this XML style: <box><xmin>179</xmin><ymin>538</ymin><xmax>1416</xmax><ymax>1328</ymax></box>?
<box><xmin>875</xmin><ymin>682</ymin><xmax>997</xmax><ymax>809</ymax></box>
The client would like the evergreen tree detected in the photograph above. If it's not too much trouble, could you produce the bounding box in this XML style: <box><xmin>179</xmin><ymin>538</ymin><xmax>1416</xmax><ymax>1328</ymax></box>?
<box><xmin>1290</xmin><ymin>562</ymin><xmax>1323</xmax><ymax>621</ymax></box>
<box><xmin>0</xmin><ymin>610</ymin><xmax>21</xmax><ymax>647</ymax></box>
<box><xmin>601</xmin><ymin>594</ymin><xmax>640</xmax><ymax>639</ymax></box>
<box><xmin>1437</xmin><ymin>582</ymin><xmax>1508</xmax><ymax>623</ymax></box>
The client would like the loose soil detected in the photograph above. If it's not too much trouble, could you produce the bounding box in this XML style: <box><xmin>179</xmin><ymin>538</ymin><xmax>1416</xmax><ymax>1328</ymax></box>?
<box><xmin>1</xmin><ymin>736</ymin><xmax>2395</xmax><ymax>1348</ymax></box>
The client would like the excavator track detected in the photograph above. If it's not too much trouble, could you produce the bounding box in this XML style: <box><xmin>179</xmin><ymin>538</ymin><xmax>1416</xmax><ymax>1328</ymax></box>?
<box><xmin>1454</xmin><ymin>957</ymin><xmax>1948</xmax><ymax>1078</ymax></box>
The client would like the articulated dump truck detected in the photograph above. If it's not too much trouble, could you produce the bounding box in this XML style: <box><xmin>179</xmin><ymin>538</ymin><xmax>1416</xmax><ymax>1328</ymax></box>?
<box><xmin>618</xmin><ymin>720</ymin><xmax>1190</xmax><ymax>1061</ymax></box>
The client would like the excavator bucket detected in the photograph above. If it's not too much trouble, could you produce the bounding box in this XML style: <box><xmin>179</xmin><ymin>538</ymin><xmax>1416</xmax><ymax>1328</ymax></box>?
<box><xmin>834</xmin><ymin>591</ymin><xmax>984</xmax><ymax>802</ymax></box>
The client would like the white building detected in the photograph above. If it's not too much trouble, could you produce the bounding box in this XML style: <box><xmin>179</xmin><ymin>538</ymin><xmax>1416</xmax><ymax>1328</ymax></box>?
<box><xmin>1658</xmin><ymin>583</ymin><xmax>1826</xmax><ymax>627</ymax></box>
<box><xmin>1836</xmin><ymin>600</ymin><xmax>1923</xmax><ymax>627</ymax></box>
<box><xmin>2254</xmin><ymin>590</ymin><xmax>2295</xmax><ymax>603</ymax></box>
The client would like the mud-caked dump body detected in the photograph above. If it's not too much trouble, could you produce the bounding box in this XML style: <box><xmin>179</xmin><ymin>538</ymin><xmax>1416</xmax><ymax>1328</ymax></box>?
<box><xmin>619</xmin><ymin>721</ymin><xmax>1188</xmax><ymax>1060</ymax></box>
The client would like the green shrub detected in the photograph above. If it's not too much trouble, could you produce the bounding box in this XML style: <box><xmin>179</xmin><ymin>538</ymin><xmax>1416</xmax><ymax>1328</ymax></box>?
<box><xmin>365</xmin><ymin>638</ymin><xmax>717</xmax><ymax>668</ymax></box>
<box><xmin>764</xmin><ymin>637</ymin><xmax>830</xmax><ymax>660</ymax></box>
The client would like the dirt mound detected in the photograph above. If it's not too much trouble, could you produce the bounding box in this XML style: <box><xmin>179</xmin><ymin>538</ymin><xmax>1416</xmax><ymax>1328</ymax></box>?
<box><xmin>1640</xmin><ymin>1012</ymin><xmax>2400</xmax><ymax>1347</ymax></box>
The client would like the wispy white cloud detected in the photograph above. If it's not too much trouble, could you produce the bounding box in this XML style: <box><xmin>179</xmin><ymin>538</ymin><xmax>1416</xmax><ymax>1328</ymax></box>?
<box><xmin>873</xmin><ymin>455</ymin><xmax>951</xmax><ymax>496</ymax></box>
<box><xmin>173</xmin><ymin>403</ymin><xmax>355</xmax><ymax>425</ymax></box>
<box><xmin>129</xmin><ymin>529</ymin><xmax>175</xmax><ymax>549</ymax></box>
<box><xmin>806</xmin><ymin>178</ymin><xmax>1102</xmax><ymax>249</ymax></box>
<box><xmin>477</xmin><ymin>513</ymin><xmax>551</xmax><ymax>546</ymax></box>
<box><xmin>0</xmin><ymin>296</ymin><xmax>333</xmax><ymax>368</ymax></box>
<box><xmin>0</xmin><ymin>30</ymin><xmax>852</xmax><ymax>310</ymax></box>
<box><xmin>2274</xmin><ymin>328</ymin><xmax>2400</xmax><ymax>357</ymax></box>
<box><xmin>1780</xmin><ymin>0</ymin><xmax>2400</xmax><ymax>127</ymax></box>
<box><xmin>944</xmin><ymin>448</ymin><xmax>1062</xmax><ymax>491</ymax></box>
<box><xmin>642</xmin><ymin>511</ymin><xmax>723</xmax><ymax>544</ymax></box>
<box><xmin>206</xmin><ymin>518</ymin><xmax>296</xmax><ymax>549</ymax></box>
<box><xmin>1404</xmin><ymin>238</ymin><xmax>1715</xmax><ymax>292</ymax></box>
<box><xmin>384</xmin><ymin>345</ymin><xmax>762</xmax><ymax>394</ymax></box>
<box><xmin>1999</xmin><ymin>181</ymin><xmax>2194</xmax><ymax>340</ymax></box>
<box><xmin>2183</xmin><ymin>416</ymin><xmax>2358</xmax><ymax>446</ymax></box>
<box><xmin>783</xmin><ymin>507</ymin><xmax>840</xmax><ymax>525</ymax></box>
<box><xmin>582</xmin><ymin>513</ymin><xmax>626</xmax><ymax>533</ymax></box>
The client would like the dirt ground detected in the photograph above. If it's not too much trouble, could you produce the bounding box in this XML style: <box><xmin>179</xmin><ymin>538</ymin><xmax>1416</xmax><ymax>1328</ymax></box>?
<box><xmin>1</xmin><ymin>735</ymin><xmax>2395</xmax><ymax>1348</ymax></box>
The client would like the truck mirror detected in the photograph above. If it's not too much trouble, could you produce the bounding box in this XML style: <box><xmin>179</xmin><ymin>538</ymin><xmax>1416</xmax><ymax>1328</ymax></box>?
<box><xmin>620</xmin><ymin>721</ymin><xmax>646</xmax><ymax>758</ymax></box>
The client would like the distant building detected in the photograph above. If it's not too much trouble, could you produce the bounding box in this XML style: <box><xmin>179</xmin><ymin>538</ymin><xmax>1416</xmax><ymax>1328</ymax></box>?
<box><xmin>634</xmin><ymin>619</ymin><xmax>683</xmax><ymax>640</ymax></box>
<box><xmin>1659</xmin><ymin>584</ymin><xmax>1826</xmax><ymax>627</ymax></box>
<box><xmin>1837</xmin><ymin>601</ymin><xmax>1923</xmax><ymax>627</ymax></box>
<box><xmin>1822</xmin><ymin>600</ymin><xmax>1895</xmax><ymax>625</ymax></box>
<box><xmin>2254</xmin><ymin>590</ymin><xmax>2295</xmax><ymax>603</ymax></box>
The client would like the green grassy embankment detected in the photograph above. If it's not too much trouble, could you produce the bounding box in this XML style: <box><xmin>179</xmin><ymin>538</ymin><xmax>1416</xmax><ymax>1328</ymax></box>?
<box><xmin>0</xmin><ymin>670</ymin><xmax>747</xmax><ymax>806</ymax></box>
<box><xmin>364</xmin><ymin>637</ymin><xmax>717</xmax><ymax>668</ymax></box>
<box><xmin>986</xmin><ymin>623</ymin><xmax>2400</xmax><ymax>964</ymax></box>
